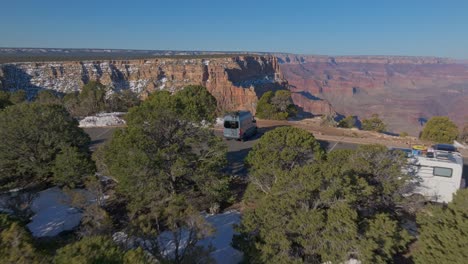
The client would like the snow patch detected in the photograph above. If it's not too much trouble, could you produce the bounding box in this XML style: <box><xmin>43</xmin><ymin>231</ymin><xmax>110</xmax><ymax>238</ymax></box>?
<box><xmin>27</xmin><ymin>187</ymin><xmax>82</xmax><ymax>237</ymax></box>
<box><xmin>79</xmin><ymin>112</ymin><xmax>126</xmax><ymax>127</ymax></box>
<box><xmin>216</xmin><ymin>117</ymin><xmax>224</xmax><ymax>126</ymax></box>
<box><xmin>157</xmin><ymin>211</ymin><xmax>242</xmax><ymax>264</ymax></box>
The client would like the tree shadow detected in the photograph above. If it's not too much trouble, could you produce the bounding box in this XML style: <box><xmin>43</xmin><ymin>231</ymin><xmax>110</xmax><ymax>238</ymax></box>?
<box><xmin>109</xmin><ymin>64</ymin><xmax>130</xmax><ymax>91</ymax></box>
<box><xmin>1</xmin><ymin>64</ymin><xmax>45</xmax><ymax>99</ymax></box>
<box><xmin>418</xmin><ymin>117</ymin><xmax>428</xmax><ymax>126</ymax></box>
<box><xmin>294</xmin><ymin>91</ymin><xmax>322</xmax><ymax>101</ymax></box>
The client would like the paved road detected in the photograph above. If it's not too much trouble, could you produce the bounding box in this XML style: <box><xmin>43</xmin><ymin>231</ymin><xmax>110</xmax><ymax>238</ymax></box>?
<box><xmin>85</xmin><ymin>126</ymin><xmax>360</xmax><ymax>177</ymax></box>
<box><xmin>84</xmin><ymin>127</ymin><xmax>467</xmax><ymax>180</ymax></box>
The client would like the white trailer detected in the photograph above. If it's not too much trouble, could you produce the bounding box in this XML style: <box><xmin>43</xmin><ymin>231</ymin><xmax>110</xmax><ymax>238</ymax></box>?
<box><xmin>409</xmin><ymin>150</ymin><xmax>464</xmax><ymax>203</ymax></box>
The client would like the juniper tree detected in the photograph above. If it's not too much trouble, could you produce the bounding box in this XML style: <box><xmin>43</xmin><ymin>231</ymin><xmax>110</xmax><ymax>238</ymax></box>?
<box><xmin>234</xmin><ymin>144</ymin><xmax>411</xmax><ymax>263</ymax></box>
<box><xmin>414</xmin><ymin>188</ymin><xmax>468</xmax><ymax>264</ymax></box>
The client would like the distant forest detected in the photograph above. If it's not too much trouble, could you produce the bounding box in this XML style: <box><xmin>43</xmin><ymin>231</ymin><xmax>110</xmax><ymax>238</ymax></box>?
<box><xmin>0</xmin><ymin>48</ymin><xmax>265</xmax><ymax>63</ymax></box>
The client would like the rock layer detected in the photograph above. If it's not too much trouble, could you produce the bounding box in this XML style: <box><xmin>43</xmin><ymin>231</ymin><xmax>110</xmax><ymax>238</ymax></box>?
<box><xmin>278</xmin><ymin>54</ymin><xmax>468</xmax><ymax>134</ymax></box>
<box><xmin>0</xmin><ymin>56</ymin><xmax>296</xmax><ymax>114</ymax></box>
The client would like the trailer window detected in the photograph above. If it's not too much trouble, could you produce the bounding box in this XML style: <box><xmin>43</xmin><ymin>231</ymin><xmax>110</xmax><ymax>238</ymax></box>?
<box><xmin>433</xmin><ymin>167</ymin><xmax>452</xmax><ymax>177</ymax></box>
<box><xmin>224</xmin><ymin>121</ymin><xmax>239</xmax><ymax>129</ymax></box>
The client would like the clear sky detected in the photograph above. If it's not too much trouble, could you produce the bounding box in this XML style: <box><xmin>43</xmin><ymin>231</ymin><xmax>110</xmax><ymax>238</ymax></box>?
<box><xmin>1</xmin><ymin>0</ymin><xmax>468</xmax><ymax>58</ymax></box>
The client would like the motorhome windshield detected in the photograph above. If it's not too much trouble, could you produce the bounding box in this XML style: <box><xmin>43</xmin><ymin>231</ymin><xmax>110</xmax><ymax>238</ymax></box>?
<box><xmin>224</xmin><ymin>121</ymin><xmax>239</xmax><ymax>129</ymax></box>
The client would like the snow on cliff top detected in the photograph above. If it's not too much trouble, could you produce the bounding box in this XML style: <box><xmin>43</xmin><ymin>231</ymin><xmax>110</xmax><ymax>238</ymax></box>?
<box><xmin>79</xmin><ymin>112</ymin><xmax>126</xmax><ymax>128</ymax></box>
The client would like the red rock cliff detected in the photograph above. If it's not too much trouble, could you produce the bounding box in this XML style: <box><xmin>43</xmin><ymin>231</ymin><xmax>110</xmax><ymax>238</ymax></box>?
<box><xmin>0</xmin><ymin>56</ymin><xmax>293</xmax><ymax>114</ymax></box>
<box><xmin>277</xmin><ymin>54</ymin><xmax>468</xmax><ymax>134</ymax></box>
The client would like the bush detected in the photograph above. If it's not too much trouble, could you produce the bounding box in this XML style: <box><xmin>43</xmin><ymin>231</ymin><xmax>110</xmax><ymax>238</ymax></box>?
<box><xmin>0</xmin><ymin>91</ymin><xmax>12</xmax><ymax>110</ymax></box>
<box><xmin>458</xmin><ymin>124</ymin><xmax>468</xmax><ymax>144</ymax></box>
<box><xmin>420</xmin><ymin>116</ymin><xmax>459</xmax><ymax>143</ymax></box>
<box><xmin>321</xmin><ymin>114</ymin><xmax>338</xmax><ymax>127</ymax></box>
<box><xmin>0</xmin><ymin>103</ymin><xmax>94</xmax><ymax>191</ymax></box>
<box><xmin>54</xmin><ymin>236</ymin><xmax>125</xmax><ymax>264</ymax></box>
<box><xmin>400</xmin><ymin>132</ymin><xmax>409</xmax><ymax>137</ymax></box>
<box><xmin>173</xmin><ymin>85</ymin><xmax>218</xmax><ymax>123</ymax></box>
<box><xmin>362</xmin><ymin>114</ymin><xmax>386</xmax><ymax>132</ymax></box>
<box><xmin>256</xmin><ymin>90</ymin><xmax>297</xmax><ymax>120</ymax></box>
<box><xmin>414</xmin><ymin>189</ymin><xmax>468</xmax><ymax>264</ymax></box>
<box><xmin>34</xmin><ymin>90</ymin><xmax>62</xmax><ymax>105</ymax></box>
<box><xmin>235</xmin><ymin>144</ymin><xmax>412</xmax><ymax>263</ymax></box>
<box><xmin>338</xmin><ymin>115</ymin><xmax>357</xmax><ymax>128</ymax></box>
<box><xmin>9</xmin><ymin>90</ymin><xmax>27</xmax><ymax>104</ymax></box>
<box><xmin>0</xmin><ymin>215</ymin><xmax>42</xmax><ymax>263</ymax></box>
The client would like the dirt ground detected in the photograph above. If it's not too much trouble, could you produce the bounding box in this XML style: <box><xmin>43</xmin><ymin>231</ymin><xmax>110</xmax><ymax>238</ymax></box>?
<box><xmin>248</xmin><ymin>118</ymin><xmax>427</xmax><ymax>149</ymax></box>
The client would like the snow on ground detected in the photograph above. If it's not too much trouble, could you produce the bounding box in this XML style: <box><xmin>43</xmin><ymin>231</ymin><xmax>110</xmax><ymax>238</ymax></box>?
<box><xmin>216</xmin><ymin>117</ymin><xmax>224</xmax><ymax>126</ymax></box>
<box><xmin>198</xmin><ymin>211</ymin><xmax>243</xmax><ymax>264</ymax></box>
<box><xmin>156</xmin><ymin>210</ymin><xmax>243</xmax><ymax>264</ymax></box>
<box><xmin>27</xmin><ymin>187</ymin><xmax>82</xmax><ymax>237</ymax></box>
<box><xmin>79</xmin><ymin>112</ymin><xmax>126</xmax><ymax>127</ymax></box>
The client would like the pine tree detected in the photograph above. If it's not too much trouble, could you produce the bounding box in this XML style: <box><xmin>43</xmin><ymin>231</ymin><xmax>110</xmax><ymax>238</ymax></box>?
<box><xmin>414</xmin><ymin>188</ymin><xmax>468</xmax><ymax>264</ymax></box>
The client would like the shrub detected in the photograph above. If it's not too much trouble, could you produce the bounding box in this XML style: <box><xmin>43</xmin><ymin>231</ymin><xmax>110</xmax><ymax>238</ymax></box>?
<box><xmin>338</xmin><ymin>115</ymin><xmax>357</xmax><ymax>128</ymax></box>
<box><xmin>414</xmin><ymin>189</ymin><xmax>468</xmax><ymax>264</ymax></box>
<box><xmin>0</xmin><ymin>103</ymin><xmax>93</xmax><ymax>190</ymax></box>
<box><xmin>420</xmin><ymin>116</ymin><xmax>459</xmax><ymax>143</ymax></box>
<box><xmin>362</xmin><ymin>114</ymin><xmax>386</xmax><ymax>132</ymax></box>
<box><xmin>256</xmin><ymin>90</ymin><xmax>297</xmax><ymax>120</ymax></box>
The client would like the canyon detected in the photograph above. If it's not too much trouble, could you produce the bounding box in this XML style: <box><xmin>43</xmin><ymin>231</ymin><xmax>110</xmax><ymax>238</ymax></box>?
<box><xmin>277</xmin><ymin>54</ymin><xmax>468</xmax><ymax>135</ymax></box>
<box><xmin>0</xmin><ymin>55</ymin><xmax>296</xmax><ymax>114</ymax></box>
<box><xmin>1</xmin><ymin>50</ymin><xmax>468</xmax><ymax>135</ymax></box>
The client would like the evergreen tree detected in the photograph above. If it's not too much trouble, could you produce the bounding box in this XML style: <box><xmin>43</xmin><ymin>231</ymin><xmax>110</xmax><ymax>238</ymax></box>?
<box><xmin>9</xmin><ymin>90</ymin><xmax>27</xmax><ymax>104</ymax></box>
<box><xmin>414</xmin><ymin>188</ymin><xmax>468</xmax><ymax>264</ymax></box>
<box><xmin>0</xmin><ymin>103</ymin><xmax>93</xmax><ymax>191</ymax></box>
<box><xmin>338</xmin><ymin>115</ymin><xmax>358</xmax><ymax>128</ymax></box>
<box><xmin>234</xmin><ymin>144</ymin><xmax>411</xmax><ymax>263</ymax></box>
<box><xmin>78</xmin><ymin>81</ymin><xmax>108</xmax><ymax>116</ymax></box>
<box><xmin>256</xmin><ymin>90</ymin><xmax>296</xmax><ymax>120</ymax></box>
<box><xmin>0</xmin><ymin>215</ymin><xmax>42</xmax><ymax>264</ymax></box>
<box><xmin>420</xmin><ymin>116</ymin><xmax>459</xmax><ymax>143</ymax></box>
<box><xmin>362</xmin><ymin>114</ymin><xmax>386</xmax><ymax>132</ymax></box>
<box><xmin>245</xmin><ymin>126</ymin><xmax>324</xmax><ymax>197</ymax></box>
<box><xmin>54</xmin><ymin>236</ymin><xmax>126</xmax><ymax>264</ymax></box>
<box><xmin>34</xmin><ymin>90</ymin><xmax>62</xmax><ymax>105</ymax></box>
<box><xmin>100</xmin><ymin>91</ymin><xmax>228</xmax><ymax>262</ymax></box>
<box><xmin>0</xmin><ymin>91</ymin><xmax>12</xmax><ymax>110</ymax></box>
<box><xmin>52</xmin><ymin>146</ymin><xmax>96</xmax><ymax>188</ymax></box>
<box><xmin>174</xmin><ymin>85</ymin><xmax>218</xmax><ymax>123</ymax></box>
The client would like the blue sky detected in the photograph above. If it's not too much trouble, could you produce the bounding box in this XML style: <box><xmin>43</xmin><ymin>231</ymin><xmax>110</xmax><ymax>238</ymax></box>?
<box><xmin>1</xmin><ymin>0</ymin><xmax>468</xmax><ymax>58</ymax></box>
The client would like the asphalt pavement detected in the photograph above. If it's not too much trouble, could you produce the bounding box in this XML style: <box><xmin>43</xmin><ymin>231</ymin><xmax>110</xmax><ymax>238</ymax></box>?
<box><xmin>83</xmin><ymin>126</ymin><xmax>467</xmax><ymax>180</ymax></box>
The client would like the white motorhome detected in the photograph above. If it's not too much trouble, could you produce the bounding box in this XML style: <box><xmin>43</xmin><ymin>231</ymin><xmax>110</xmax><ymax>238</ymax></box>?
<box><xmin>408</xmin><ymin>148</ymin><xmax>464</xmax><ymax>203</ymax></box>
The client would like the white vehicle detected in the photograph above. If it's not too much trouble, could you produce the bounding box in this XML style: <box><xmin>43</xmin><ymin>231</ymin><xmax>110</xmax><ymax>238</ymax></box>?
<box><xmin>407</xmin><ymin>148</ymin><xmax>464</xmax><ymax>203</ymax></box>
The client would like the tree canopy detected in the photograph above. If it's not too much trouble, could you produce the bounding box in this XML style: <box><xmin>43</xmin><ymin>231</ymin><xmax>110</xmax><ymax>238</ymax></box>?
<box><xmin>338</xmin><ymin>115</ymin><xmax>358</xmax><ymax>128</ymax></box>
<box><xmin>0</xmin><ymin>91</ymin><xmax>13</xmax><ymax>110</ymax></box>
<box><xmin>362</xmin><ymin>114</ymin><xmax>386</xmax><ymax>132</ymax></box>
<box><xmin>256</xmin><ymin>90</ymin><xmax>297</xmax><ymax>120</ymax></box>
<box><xmin>99</xmin><ymin>87</ymin><xmax>228</xmax><ymax>262</ymax></box>
<box><xmin>235</xmin><ymin>143</ymin><xmax>412</xmax><ymax>263</ymax></box>
<box><xmin>414</xmin><ymin>188</ymin><xmax>468</xmax><ymax>264</ymax></box>
<box><xmin>245</xmin><ymin>126</ymin><xmax>324</xmax><ymax>197</ymax></box>
<box><xmin>54</xmin><ymin>236</ymin><xmax>149</xmax><ymax>264</ymax></box>
<box><xmin>420</xmin><ymin>116</ymin><xmax>459</xmax><ymax>143</ymax></box>
<box><xmin>34</xmin><ymin>90</ymin><xmax>62</xmax><ymax>105</ymax></box>
<box><xmin>0</xmin><ymin>214</ymin><xmax>43</xmax><ymax>264</ymax></box>
<box><xmin>0</xmin><ymin>103</ymin><xmax>94</xmax><ymax>191</ymax></box>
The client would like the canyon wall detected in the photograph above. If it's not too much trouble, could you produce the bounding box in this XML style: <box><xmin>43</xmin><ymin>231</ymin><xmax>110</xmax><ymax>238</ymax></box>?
<box><xmin>277</xmin><ymin>54</ymin><xmax>468</xmax><ymax>135</ymax></box>
<box><xmin>0</xmin><ymin>56</ymin><xmax>311</xmax><ymax>115</ymax></box>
